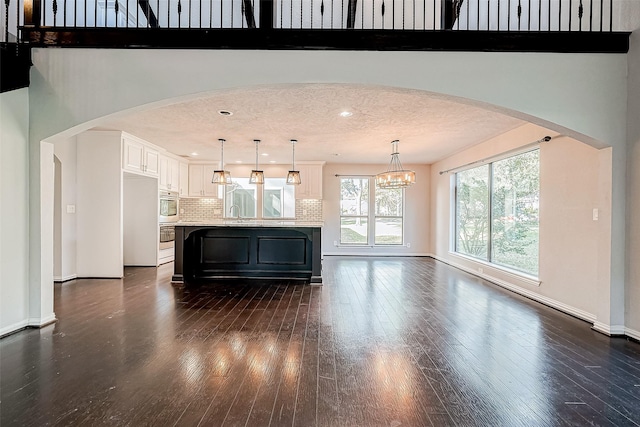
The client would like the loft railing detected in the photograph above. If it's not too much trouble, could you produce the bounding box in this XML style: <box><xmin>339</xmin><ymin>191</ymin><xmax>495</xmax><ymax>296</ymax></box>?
<box><xmin>0</xmin><ymin>0</ymin><xmax>627</xmax><ymax>47</ymax></box>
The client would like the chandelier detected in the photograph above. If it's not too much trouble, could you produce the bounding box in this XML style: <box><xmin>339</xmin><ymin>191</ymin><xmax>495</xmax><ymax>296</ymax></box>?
<box><xmin>375</xmin><ymin>140</ymin><xmax>416</xmax><ymax>188</ymax></box>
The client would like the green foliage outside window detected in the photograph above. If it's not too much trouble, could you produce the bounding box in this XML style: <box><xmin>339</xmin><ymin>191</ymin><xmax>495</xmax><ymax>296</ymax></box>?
<box><xmin>456</xmin><ymin>149</ymin><xmax>539</xmax><ymax>276</ymax></box>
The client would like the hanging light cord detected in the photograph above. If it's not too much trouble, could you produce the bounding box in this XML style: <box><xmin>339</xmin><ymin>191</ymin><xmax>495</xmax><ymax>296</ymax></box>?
<box><xmin>219</xmin><ymin>138</ymin><xmax>225</xmax><ymax>168</ymax></box>
<box><xmin>255</xmin><ymin>140</ymin><xmax>259</xmax><ymax>168</ymax></box>
<box><xmin>387</xmin><ymin>140</ymin><xmax>405</xmax><ymax>172</ymax></box>
<box><xmin>292</xmin><ymin>140</ymin><xmax>296</xmax><ymax>169</ymax></box>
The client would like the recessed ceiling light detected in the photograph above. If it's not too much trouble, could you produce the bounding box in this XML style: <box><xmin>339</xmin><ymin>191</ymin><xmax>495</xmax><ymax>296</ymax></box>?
<box><xmin>190</xmin><ymin>152</ymin><xmax>199</xmax><ymax>156</ymax></box>
<box><xmin>218</xmin><ymin>110</ymin><xmax>233</xmax><ymax>116</ymax></box>
<box><xmin>261</xmin><ymin>153</ymin><xmax>269</xmax><ymax>156</ymax></box>
<box><xmin>269</xmin><ymin>160</ymin><xmax>277</xmax><ymax>163</ymax></box>
<box><xmin>235</xmin><ymin>160</ymin><xmax>242</xmax><ymax>163</ymax></box>
<box><xmin>339</xmin><ymin>111</ymin><xmax>352</xmax><ymax>117</ymax></box>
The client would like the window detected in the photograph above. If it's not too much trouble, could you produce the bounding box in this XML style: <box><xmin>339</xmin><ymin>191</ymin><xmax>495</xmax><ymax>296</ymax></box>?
<box><xmin>263</xmin><ymin>178</ymin><xmax>295</xmax><ymax>219</ymax></box>
<box><xmin>375</xmin><ymin>187</ymin><xmax>403</xmax><ymax>244</ymax></box>
<box><xmin>340</xmin><ymin>177</ymin><xmax>404</xmax><ymax>245</ymax></box>
<box><xmin>455</xmin><ymin>149</ymin><xmax>539</xmax><ymax>276</ymax></box>
<box><xmin>225</xmin><ymin>178</ymin><xmax>257</xmax><ymax>218</ymax></box>
<box><xmin>225</xmin><ymin>177</ymin><xmax>295</xmax><ymax>219</ymax></box>
<box><xmin>340</xmin><ymin>178</ymin><xmax>369</xmax><ymax>244</ymax></box>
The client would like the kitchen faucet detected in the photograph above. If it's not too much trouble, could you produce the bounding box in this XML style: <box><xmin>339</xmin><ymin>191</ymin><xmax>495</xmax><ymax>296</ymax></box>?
<box><xmin>229</xmin><ymin>204</ymin><xmax>240</xmax><ymax>219</ymax></box>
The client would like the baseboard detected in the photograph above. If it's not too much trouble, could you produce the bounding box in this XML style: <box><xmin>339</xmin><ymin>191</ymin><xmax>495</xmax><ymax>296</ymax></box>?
<box><xmin>592</xmin><ymin>322</ymin><xmax>626</xmax><ymax>336</ymax></box>
<box><xmin>28</xmin><ymin>314</ymin><xmax>58</xmax><ymax>328</ymax></box>
<box><xmin>0</xmin><ymin>320</ymin><xmax>29</xmax><ymax>338</ymax></box>
<box><xmin>1</xmin><ymin>314</ymin><xmax>58</xmax><ymax>338</ymax></box>
<box><xmin>54</xmin><ymin>274</ymin><xmax>77</xmax><ymax>283</ymax></box>
<box><xmin>429</xmin><ymin>253</ymin><xmax>597</xmax><ymax>324</ymax></box>
<box><xmin>625</xmin><ymin>327</ymin><xmax>640</xmax><ymax>341</ymax></box>
<box><xmin>323</xmin><ymin>252</ymin><xmax>431</xmax><ymax>257</ymax></box>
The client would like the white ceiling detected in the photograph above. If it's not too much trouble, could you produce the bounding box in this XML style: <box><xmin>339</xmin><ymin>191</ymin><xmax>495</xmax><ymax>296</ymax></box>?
<box><xmin>96</xmin><ymin>84</ymin><xmax>525</xmax><ymax>165</ymax></box>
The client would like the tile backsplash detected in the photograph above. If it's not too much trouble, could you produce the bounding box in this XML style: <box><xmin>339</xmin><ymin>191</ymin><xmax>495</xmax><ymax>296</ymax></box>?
<box><xmin>295</xmin><ymin>199</ymin><xmax>323</xmax><ymax>221</ymax></box>
<box><xmin>179</xmin><ymin>198</ymin><xmax>223</xmax><ymax>222</ymax></box>
<box><xmin>179</xmin><ymin>198</ymin><xmax>323</xmax><ymax>222</ymax></box>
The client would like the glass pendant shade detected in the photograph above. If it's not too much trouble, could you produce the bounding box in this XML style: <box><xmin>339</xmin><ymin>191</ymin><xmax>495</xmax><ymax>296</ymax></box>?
<box><xmin>249</xmin><ymin>139</ymin><xmax>264</xmax><ymax>184</ymax></box>
<box><xmin>287</xmin><ymin>139</ymin><xmax>301</xmax><ymax>185</ymax></box>
<box><xmin>286</xmin><ymin>170</ymin><xmax>301</xmax><ymax>185</ymax></box>
<box><xmin>250</xmin><ymin>170</ymin><xmax>265</xmax><ymax>184</ymax></box>
<box><xmin>212</xmin><ymin>170</ymin><xmax>232</xmax><ymax>184</ymax></box>
<box><xmin>375</xmin><ymin>140</ymin><xmax>416</xmax><ymax>188</ymax></box>
<box><xmin>212</xmin><ymin>138</ymin><xmax>232</xmax><ymax>184</ymax></box>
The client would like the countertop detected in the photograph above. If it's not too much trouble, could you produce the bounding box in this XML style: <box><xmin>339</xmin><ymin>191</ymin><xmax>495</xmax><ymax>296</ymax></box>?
<box><xmin>176</xmin><ymin>220</ymin><xmax>324</xmax><ymax>228</ymax></box>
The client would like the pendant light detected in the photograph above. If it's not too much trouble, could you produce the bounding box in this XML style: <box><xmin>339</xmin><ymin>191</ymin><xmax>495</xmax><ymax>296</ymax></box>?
<box><xmin>249</xmin><ymin>139</ymin><xmax>264</xmax><ymax>184</ymax></box>
<box><xmin>286</xmin><ymin>139</ymin><xmax>301</xmax><ymax>185</ymax></box>
<box><xmin>212</xmin><ymin>138</ymin><xmax>232</xmax><ymax>185</ymax></box>
<box><xmin>375</xmin><ymin>140</ymin><xmax>416</xmax><ymax>188</ymax></box>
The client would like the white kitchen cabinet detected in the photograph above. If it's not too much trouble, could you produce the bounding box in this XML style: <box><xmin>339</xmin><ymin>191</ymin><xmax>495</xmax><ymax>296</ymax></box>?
<box><xmin>159</xmin><ymin>154</ymin><xmax>180</xmax><ymax>192</ymax></box>
<box><xmin>189</xmin><ymin>164</ymin><xmax>219</xmax><ymax>197</ymax></box>
<box><xmin>296</xmin><ymin>162</ymin><xmax>324</xmax><ymax>199</ymax></box>
<box><xmin>170</xmin><ymin>158</ymin><xmax>180</xmax><ymax>192</ymax></box>
<box><xmin>122</xmin><ymin>135</ymin><xmax>159</xmax><ymax>177</ymax></box>
<box><xmin>179</xmin><ymin>161</ymin><xmax>189</xmax><ymax>197</ymax></box>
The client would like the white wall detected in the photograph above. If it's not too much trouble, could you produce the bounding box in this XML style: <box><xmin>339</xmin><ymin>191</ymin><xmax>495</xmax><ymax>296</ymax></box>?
<box><xmin>54</xmin><ymin>155</ymin><xmax>62</xmax><ymax>278</ymax></box>
<box><xmin>123</xmin><ymin>174</ymin><xmax>158</xmax><ymax>266</ymax></box>
<box><xmin>430</xmin><ymin>124</ymin><xmax>612</xmax><ymax>325</ymax></box>
<box><xmin>626</xmin><ymin>30</ymin><xmax>640</xmax><ymax>340</ymax></box>
<box><xmin>76</xmin><ymin>131</ymin><xmax>124</xmax><ymax>278</ymax></box>
<box><xmin>53</xmin><ymin>137</ymin><xmax>78</xmax><ymax>281</ymax></box>
<box><xmin>0</xmin><ymin>89</ymin><xmax>31</xmax><ymax>336</ymax></box>
<box><xmin>322</xmin><ymin>163</ymin><xmax>430</xmax><ymax>256</ymax></box>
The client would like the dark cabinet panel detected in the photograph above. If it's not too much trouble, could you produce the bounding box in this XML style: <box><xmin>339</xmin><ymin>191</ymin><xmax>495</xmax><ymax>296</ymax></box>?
<box><xmin>200</xmin><ymin>236</ymin><xmax>250</xmax><ymax>264</ymax></box>
<box><xmin>257</xmin><ymin>237</ymin><xmax>307</xmax><ymax>265</ymax></box>
<box><xmin>173</xmin><ymin>225</ymin><xmax>322</xmax><ymax>283</ymax></box>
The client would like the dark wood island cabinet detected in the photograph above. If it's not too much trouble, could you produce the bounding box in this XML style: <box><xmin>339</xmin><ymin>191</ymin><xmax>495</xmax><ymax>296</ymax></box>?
<box><xmin>172</xmin><ymin>222</ymin><xmax>322</xmax><ymax>285</ymax></box>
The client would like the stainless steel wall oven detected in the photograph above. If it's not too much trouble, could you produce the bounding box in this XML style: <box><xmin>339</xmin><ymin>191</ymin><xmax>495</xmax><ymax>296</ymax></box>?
<box><xmin>159</xmin><ymin>224</ymin><xmax>175</xmax><ymax>250</ymax></box>
<box><xmin>159</xmin><ymin>191</ymin><xmax>179</xmax><ymax>223</ymax></box>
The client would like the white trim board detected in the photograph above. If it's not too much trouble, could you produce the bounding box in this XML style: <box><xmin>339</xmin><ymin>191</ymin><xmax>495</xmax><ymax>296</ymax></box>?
<box><xmin>28</xmin><ymin>314</ymin><xmax>58</xmax><ymax>328</ymax></box>
<box><xmin>323</xmin><ymin>252</ymin><xmax>431</xmax><ymax>257</ymax></box>
<box><xmin>592</xmin><ymin>322</ymin><xmax>626</xmax><ymax>336</ymax></box>
<box><xmin>625</xmin><ymin>327</ymin><xmax>640</xmax><ymax>342</ymax></box>
<box><xmin>0</xmin><ymin>314</ymin><xmax>58</xmax><ymax>338</ymax></box>
<box><xmin>54</xmin><ymin>274</ymin><xmax>77</xmax><ymax>283</ymax></box>
<box><xmin>0</xmin><ymin>320</ymin><xmax>29</xmax><ymax>338</ymax></box>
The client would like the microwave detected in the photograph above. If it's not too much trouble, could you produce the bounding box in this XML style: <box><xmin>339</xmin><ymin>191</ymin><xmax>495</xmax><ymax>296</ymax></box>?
<box><xmin>159</xmin><ymin>191</ymin><xmax>179</xmax><ymax>223</ymax></box>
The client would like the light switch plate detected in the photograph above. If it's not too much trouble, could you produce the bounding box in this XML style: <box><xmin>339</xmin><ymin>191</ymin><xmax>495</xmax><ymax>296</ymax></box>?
<box><xmin>593</xmin><ymin>208</ymin><xmax>599</xmax><ymax>221</ymax></box>
<box><xmin>66</xmin><ymin>204</ymin><xmax>76</xmax><ymax>214</ymax></box>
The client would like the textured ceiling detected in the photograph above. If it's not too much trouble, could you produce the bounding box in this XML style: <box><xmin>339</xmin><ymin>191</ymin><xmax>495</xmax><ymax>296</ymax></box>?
<box><xmin>96</xmin><ymin>84</ymin><xmax>525</xmax><ymax>165</ymax></box>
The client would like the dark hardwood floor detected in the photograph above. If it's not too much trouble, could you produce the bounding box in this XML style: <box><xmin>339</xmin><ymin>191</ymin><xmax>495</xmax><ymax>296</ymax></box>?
<box><xmin>2</xmin><ymin>257</ymin><xmax>640</xmax><ymax>426</ymax></box>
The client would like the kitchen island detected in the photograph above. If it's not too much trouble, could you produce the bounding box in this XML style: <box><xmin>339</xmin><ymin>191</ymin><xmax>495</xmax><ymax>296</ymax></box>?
<box><xmin>171</xmin><ymin>221</ymin><xmax>322</xmax><ymax>285</ymax></box>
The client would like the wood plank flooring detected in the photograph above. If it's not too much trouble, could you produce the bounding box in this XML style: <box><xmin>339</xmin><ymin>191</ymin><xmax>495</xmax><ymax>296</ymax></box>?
<box><xmin>2</xmin><ymin>256</ymin><xmax>640</xmax><ymax>426</ymax></box>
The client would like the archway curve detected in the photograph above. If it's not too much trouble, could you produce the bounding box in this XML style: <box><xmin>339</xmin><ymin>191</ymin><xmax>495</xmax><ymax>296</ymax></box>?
<box><xmin>31</xmin><ymin>49</ymin><xmax>627</xmax><ymax>153</ymax></box>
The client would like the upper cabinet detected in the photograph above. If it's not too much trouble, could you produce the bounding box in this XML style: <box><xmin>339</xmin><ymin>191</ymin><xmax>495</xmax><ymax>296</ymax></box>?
<box><xmin>188</xmin><ymin>164</ymin><xmax>219</xmax><ymax>197</ymax></box>
<box><xmin>159</xmin><ymin>154</ymin><xmax>181</xmax><ymax>192</ymax></box>
<box><xmin>178</xmin><ymin>162</ymin><xmax>189</xmax><ymax>197</ymax></box>
<box><xmin>296</xmin><ymin>162</ymin><xmax>324</xmax><ymax>200</ymax></box>
<box><xmin>122</xmin><ymin>135</ymin><xmax>159</xmax><ymax>177</ymax></box>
